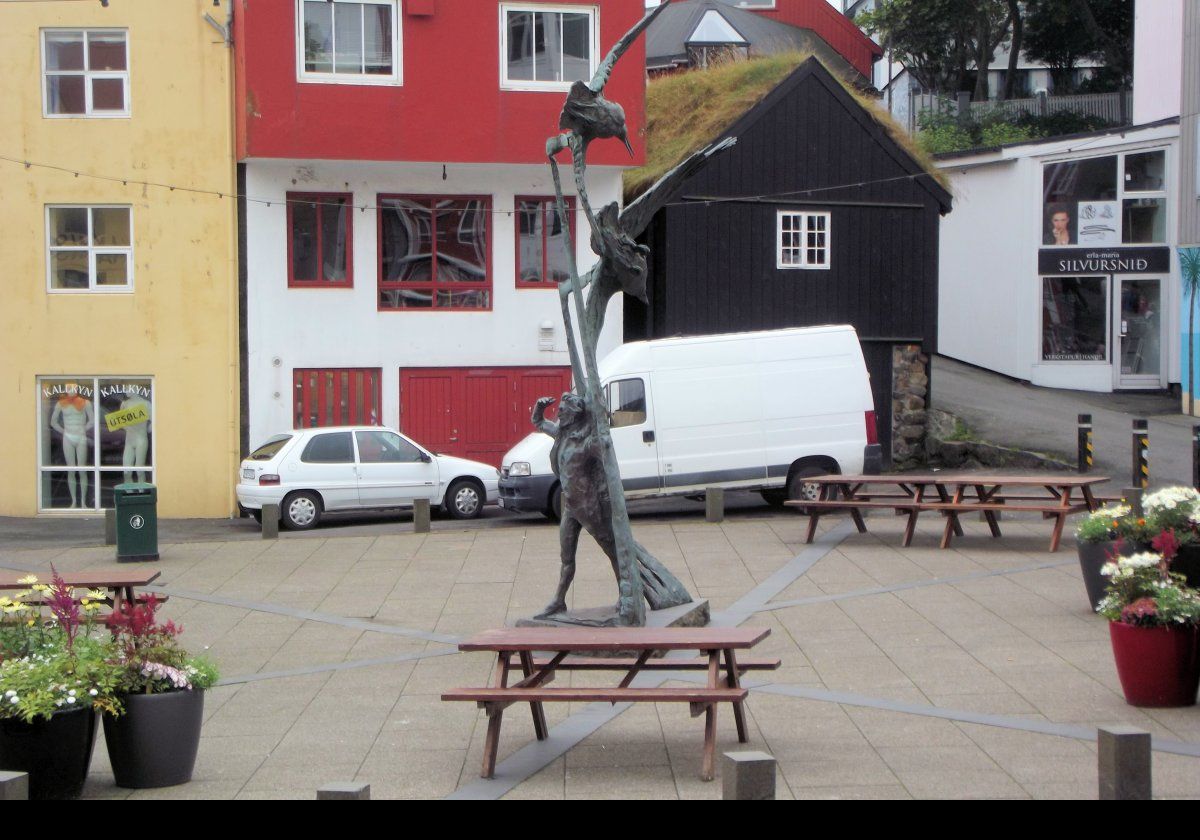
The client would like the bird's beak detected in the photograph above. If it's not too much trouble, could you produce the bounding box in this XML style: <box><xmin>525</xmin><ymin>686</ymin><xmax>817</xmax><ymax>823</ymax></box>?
<box><xmin>621</xmin><ymin>131</ymin><xmax>635</xmax><ymax>157</ymax></box>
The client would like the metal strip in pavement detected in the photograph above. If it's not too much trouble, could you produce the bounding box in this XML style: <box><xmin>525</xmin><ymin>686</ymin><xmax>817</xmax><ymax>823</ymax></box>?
<box><xmin>445</xmin><ymin>523</ymin><xmax>853</xmax><ymax>800</ymax></box>
<box><xmin>217</xmin><ymin>647</ymin><xmax>461</xmax><ymax>686</ymax></box>
<box><xmin>151</xmin><ymin>585</ymin><xmax>461</xmax><ymax>645</ymax></box>
<box><xmin>754</xmin><ymin>559</ymin><xmax>1076</xmax><ymax>613</ymax></box>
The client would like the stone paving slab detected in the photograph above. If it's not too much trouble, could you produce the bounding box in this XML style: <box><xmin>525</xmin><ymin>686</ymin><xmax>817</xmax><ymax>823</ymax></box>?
<box><xmin>1</xmin><ymin>508</ymin><xmax>1197</xmax><ymax>799</ymax></box>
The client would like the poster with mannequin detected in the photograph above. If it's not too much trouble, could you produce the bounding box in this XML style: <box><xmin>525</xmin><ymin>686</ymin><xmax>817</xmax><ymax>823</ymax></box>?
<box><xmin>98</xmin><ymin>380</ymin><xmax>153</xmax><ymax>505</ymax></box>
<box><xmin>43</xmin><ymin>380</ymin><xmax>95</xmax><ymax>508</ymax></box>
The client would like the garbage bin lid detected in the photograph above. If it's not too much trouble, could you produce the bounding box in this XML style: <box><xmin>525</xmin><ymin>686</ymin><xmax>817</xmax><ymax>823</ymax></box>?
<box><xmin>114</xmin><ymin>482</ymin><xmax>156</xmax><ymax>492</ymax></box>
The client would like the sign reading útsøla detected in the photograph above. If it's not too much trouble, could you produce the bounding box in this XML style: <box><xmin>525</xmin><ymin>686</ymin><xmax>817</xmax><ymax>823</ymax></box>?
<box><xmin>1038</xmin><ymin>246</ymin><xmax>1171</xmax><ymax>275</ymax></box>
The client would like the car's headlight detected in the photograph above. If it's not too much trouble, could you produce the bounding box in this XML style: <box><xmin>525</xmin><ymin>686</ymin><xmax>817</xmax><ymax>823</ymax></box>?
<box><xmin>508</xmin><ymin>462</ymin><xmax>531</xmax><ymax>477</ymax></box>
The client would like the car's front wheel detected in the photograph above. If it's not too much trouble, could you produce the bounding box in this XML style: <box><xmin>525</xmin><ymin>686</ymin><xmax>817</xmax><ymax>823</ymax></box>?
<box><xmin>282</xmin><ymin>491</ymin><xmax>322</xmax><ymax>530</ymax></box>
<box><xmin>444</xmin><ymin>479</ymin><xmax>484</xmax><ymax>520</ymax></box>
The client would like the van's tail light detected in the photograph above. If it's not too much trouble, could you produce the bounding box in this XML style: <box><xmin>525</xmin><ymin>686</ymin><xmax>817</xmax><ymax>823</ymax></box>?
<box><xmin>864</xmin><ymin>411</ymin><xmax>878</xmax><ymax>446</ymax></box>
<box><xmin>259</xmin><ymin>474</ymin><xmax>281</xmax><ymax>486</ymax></box>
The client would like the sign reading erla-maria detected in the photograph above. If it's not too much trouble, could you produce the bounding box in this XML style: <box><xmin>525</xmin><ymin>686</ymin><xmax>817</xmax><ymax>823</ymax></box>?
<box><xmin>1038</xmin><ymin>246</ymin><xmax>1171</xmax><ymax>275</ymax></box>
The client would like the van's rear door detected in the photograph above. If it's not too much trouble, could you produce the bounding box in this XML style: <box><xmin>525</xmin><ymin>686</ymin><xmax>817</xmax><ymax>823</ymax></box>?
<box><xmin>606</xmin><ymin>376</ymin><xmax>660</xmax><ymax>494</ymax></box>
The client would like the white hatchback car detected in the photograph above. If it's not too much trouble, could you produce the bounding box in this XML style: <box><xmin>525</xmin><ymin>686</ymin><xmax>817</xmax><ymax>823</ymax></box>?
<box><xmin>237</xmin><ymin>426</ymin><xmax>500</xmax><ymax>530</ymax></box>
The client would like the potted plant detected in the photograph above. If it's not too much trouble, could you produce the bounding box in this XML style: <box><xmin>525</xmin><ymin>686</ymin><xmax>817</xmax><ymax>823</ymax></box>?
<box><xmin>1142</xmin><ymin>487</ymin><xmax>1200</xmax><ymax>587</ymax></box>
<box><xmin>0</xmin><ymin>572</ymin><xmax>121</xmax><ymax>800</ymax></box>
<box><xmin>1074</xmin><ymin>502</ymin><xmax>1142</xmax><ymax>611</ymax></box>
<box><xmin>102</xmin><ymin>594</ymin><xmax>218</xmax><ymax>789</ymax></box>
<box><xmin>1099</xmin><ymin>536</ymin><xmax>1200</xmax><ymax>708</ymax></box>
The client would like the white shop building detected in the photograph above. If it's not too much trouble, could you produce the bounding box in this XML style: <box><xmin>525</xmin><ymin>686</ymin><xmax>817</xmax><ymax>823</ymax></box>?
<box><xmin>936</xmin><ymin>119</ymin><xmax>1180</xmax><ymax>392</ymax></box>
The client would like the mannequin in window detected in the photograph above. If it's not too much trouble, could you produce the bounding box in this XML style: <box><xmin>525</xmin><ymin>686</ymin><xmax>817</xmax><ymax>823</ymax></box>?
<box><xmin>50</xmin><ymin>386</ymin><xmax>93</xmax><ymax>508</ymax></box>
<box><xmin>120</xmin><ymin>390</ymin><xmax>151</xmax><ymax>484</ymax></box>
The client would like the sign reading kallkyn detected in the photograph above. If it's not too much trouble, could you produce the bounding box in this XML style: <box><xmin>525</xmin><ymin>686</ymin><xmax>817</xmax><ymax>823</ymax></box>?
<box><xmin>1038</xmin><ymin>246</ymin><xmax>1171</xmax><ymax>275</ymax></box>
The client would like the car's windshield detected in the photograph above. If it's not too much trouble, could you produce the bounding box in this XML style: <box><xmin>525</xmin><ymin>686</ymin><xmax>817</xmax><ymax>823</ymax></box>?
<box><xmin>248</xmin><ymin>435</ymin><xmax>291</xmax><ymax>461</ymax></box>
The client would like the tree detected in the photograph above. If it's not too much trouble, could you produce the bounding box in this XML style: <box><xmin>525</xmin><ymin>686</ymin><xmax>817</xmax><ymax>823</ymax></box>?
<box><xmin>859</xmin><ymin>0</ymin><xmax>1011</xmax><ymax>101</ymax></box>
<box><xmin>1023</xmin><ymin>0</ymin><xmax>1132</xmax><ymax>93</ymax></box>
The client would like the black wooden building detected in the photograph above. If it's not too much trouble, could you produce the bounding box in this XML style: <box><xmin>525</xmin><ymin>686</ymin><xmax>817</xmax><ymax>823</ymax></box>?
<box><xmin>624</xmin><ymin>57</ymin><xmax>952</xmax><ymax>465</ymax></box>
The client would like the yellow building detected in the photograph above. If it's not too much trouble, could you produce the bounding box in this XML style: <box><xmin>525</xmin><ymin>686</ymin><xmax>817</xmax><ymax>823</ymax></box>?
<box><xmin>0</xmin><ymin>1</ymin><xmax>239</xmax><ymax>518</ymax></box>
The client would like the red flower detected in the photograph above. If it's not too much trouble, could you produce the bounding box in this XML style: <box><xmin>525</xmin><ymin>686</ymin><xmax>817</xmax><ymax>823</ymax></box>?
<box><xmin>1152</xmin><ymin>529</ymin><xmax>1180</xmax><ymax>562</ymax></box>
<box><xmin>1120</xmin><ymin>597</ymin><xmax>1160</xmax><ymax>626</ymax></box>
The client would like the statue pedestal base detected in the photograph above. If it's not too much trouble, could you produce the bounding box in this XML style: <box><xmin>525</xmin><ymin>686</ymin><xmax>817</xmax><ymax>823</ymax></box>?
<box><xmin>516</xmin><ymin>599</ymin><xmax>710</xmax><ymax>636</ymax></box>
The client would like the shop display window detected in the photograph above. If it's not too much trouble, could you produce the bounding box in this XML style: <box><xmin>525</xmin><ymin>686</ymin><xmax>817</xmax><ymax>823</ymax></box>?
<box><xmin>1041</xmin><ymin>150</ymin><xmax>1167</xmax><ymax>247</ymax></box>
<box><xmin>1041</xmin><ymin>277</ymin><xmax>1108</xmax><ymax>362</ymax></box>
<box><xmin>38</xmin><ymin>377</ymin><xmax>153</xmax><ymax>511</ymax></box>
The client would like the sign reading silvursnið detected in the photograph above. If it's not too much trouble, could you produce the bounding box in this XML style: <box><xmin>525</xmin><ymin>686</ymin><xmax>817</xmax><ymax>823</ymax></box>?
<box><xmin>1038</xmin><ymin>246</ymin><xmax>1171</xmax><ymax>276</ymax></box>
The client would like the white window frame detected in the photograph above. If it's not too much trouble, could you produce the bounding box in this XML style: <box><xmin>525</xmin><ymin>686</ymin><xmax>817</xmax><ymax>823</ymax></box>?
<box><xmin>777</xmin><ymin>210</ymin><xmax>831</xmax><ymax>270</ymax></box>
<box><xmin>296</xmin><ymin>0</ymin><xmax>402</xmax><ymax>87</ymax></box>
<box><xmin>500</xmin><ymin>3</ymin><xmax>599</xmax><ymax>92</ymax></box>
<box><xmin>41</xmin><ymin>28</ymin><xmax>130</xmax><ymax>119</ymax></box>
<box><xmin>45</xmin><ymin>205</ymin><xmax>134</xmax><ymax>294</ymax></box>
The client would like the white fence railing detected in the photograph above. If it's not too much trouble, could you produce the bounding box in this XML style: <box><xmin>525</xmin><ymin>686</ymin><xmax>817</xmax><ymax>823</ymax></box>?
<box><xmin>909</xmin><ymin>90</ymin><xmax>1131</xmax><ymax>134</ymax></box>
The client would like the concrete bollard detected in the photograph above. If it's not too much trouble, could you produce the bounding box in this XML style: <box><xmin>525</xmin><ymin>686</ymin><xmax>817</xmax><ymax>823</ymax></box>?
<box><xmin>0</xmin><ymin>771</ymin><xmax>29</xmax><ymax>800</ymax></box>
<box><xmin>1098</xmin><ymin>726</ymin><xmax>1151</xmax><ymax>800</ymax></box>
<box><xmin>261</xmin><ymin>504</ymin><xmax>279</xmax><ymax>540</ymax></box>
<box><xmin>1124</xmin><ymin>487</ymin><xmax>1144</xmax><ymax>518</ymax></box>
<box><xmin>722</xmin><ymin>751</ymin><xmax>775</xmax><ymax>800</ymax></box>
<box><xmin>104</xmin><ymin>508</ymin><xmax>117</xmax><ymax>546</ymax></box>
<box><xmin>1131</xmin><ymin>419</ymin><xmax>1149</xmax><ymax>489</ymax></box>
<box><xmin>1078</xmin><ymin>414</ymin><xmax>1093</xmax><ymax>474</ymax></box>
<box><xmin>413</xmin><ymin>498</ymin><xmax>431</xmax><ymax>533</ymax></box>
<box><xmin>317</xmin><ymin>782</ymin><xmax>371</xmax><ymax>800</ymax></box>
<box><xmin>705</xmin><ymin>487</ymin><xmax>725</xmax><ymax>523</ymax></box>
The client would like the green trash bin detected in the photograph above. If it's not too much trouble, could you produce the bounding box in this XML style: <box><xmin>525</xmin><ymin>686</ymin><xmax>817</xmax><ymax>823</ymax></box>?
<box><xmin>114</xmin><ymin>483</ymin><xmax>159</xmax><ymax>562</ymax></box>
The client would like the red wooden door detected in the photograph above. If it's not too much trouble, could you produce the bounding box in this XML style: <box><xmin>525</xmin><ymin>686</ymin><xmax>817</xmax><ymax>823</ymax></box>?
<box><xmin>400</xmin><ymin>366</ymin><xmax>572</xmax><ymax>466</ymax></box>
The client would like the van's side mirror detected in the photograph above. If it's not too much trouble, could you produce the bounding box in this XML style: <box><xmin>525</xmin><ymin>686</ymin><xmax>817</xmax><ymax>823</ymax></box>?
<box><xmin>420</xmin><ymin>452</ymin><xmax>432</xmax><ymax>463</ymax></box>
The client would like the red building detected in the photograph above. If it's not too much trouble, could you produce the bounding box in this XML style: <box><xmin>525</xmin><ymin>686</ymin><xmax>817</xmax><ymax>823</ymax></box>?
<box><xmin>730</xmin><ymin>0</ymin><xmax>880</xmax><ymax>78</ymax></box>
<box><xmin>232</xmin><ymin>0</ymin><xmax>648</xmax><ymax>467</ymax></box>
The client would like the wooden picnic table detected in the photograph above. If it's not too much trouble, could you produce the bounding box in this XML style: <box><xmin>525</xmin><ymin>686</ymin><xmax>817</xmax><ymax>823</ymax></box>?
<box><xmin>786</xmin><ymin>473</ymin><xmax>1111</xmax><ymax>552</ymax></box>
<box><xmin>442</xmin><ymin>626</ymin><xmax>779</xmax><ymax>781</ymax></box>
<box><xmin>0</xmin><ymin>568</ymin><xmax>161</xmax><ymax>613</ymax></box>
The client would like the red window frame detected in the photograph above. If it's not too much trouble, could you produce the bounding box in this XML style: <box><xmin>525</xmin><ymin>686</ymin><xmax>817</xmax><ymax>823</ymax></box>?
<box><xmin>286</xmin><ymin>192</ymin><xmax>354</xmax><ymax>288</ymax></box>
<box><xmin>376</xmin><ymin>193</ymin><xmax>493</xmax><ymax>311</ymax></box>
<box><xmin>515</xmin><ymin>195</ymin><xmax>576</xmax><ymax>289</ymax></box>
<box><xmin>293</xmin><ymin>368</ymin><xmax>382</xmax><ymax>428</ymax></box>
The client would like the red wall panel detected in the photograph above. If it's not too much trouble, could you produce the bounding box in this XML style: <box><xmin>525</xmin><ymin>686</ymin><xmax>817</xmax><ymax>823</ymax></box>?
<box><xmin>749</xmin><ymin>0</ymin><xmax>881</xmax><ymax>79</ymax></box>
<box><xmin>234</xmin><ymin>0</ymin><xmax>649</xmax><ymax>166</ymax></box>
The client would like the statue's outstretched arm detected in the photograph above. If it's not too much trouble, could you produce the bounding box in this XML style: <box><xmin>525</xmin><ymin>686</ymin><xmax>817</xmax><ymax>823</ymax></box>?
<box><xmin>532</xmin><ymin>396</ymin><xmax>560</xmax><ymax>437</ymax></box>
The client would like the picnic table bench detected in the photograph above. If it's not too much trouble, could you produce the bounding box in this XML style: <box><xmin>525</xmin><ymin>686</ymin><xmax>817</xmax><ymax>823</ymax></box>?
<box><xmin>786</xmin><ymin>473</ymin><xmax>1111</xmax><ymax>552</ymax></box>
<box><xmin>442</xmin><ymin>626</ymin><xmax>779</xmax><ymax>781</ymax></box>
<box><xmin>0</xmin><ymin>568</ymin><xmax>163</xmax><ymax>615</ymax></box>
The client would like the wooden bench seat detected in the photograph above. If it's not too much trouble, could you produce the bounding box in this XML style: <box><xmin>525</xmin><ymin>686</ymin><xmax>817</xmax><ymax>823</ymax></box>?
<box><xmin>529</xmin><ymin>655</ymin><xmax>780</xmax><ymax>671</ymax></box>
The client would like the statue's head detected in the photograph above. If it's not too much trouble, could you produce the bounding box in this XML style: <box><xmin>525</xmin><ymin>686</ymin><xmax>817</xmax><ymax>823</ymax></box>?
<box><xmin>557</xmin><ymin>392</ymin><xmax>587</xmax><ymax>429</ymax></box>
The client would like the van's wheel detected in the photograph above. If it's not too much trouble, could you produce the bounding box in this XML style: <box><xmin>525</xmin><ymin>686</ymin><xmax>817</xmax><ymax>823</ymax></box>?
<box><xmin>445</xmin><ymin>479</ymin><xmax>484</xmax><ymax>520</ymax></box>
<box><xmin>787</xmin><ymin>466</ymin><xmax>830</xmax><ymax>514</ymax></box>
<box><xmin>543</xmin><ymin>485</ymin><xmax>562</xmax><ymax>522</ymax></box>
<box><xmin>282</xmin><ymin>491</ymin><xmax>322</xmax><ymax>530</ymax></box>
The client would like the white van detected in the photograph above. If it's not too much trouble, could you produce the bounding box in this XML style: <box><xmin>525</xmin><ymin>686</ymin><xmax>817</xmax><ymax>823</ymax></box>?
<box><xmin>498</xmin><ymin>325</ymin><xmax>881</xmax><ymax>518</ymax></box>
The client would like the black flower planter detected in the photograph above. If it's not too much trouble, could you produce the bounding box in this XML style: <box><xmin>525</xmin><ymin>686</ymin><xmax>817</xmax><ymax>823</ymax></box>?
<box><xmin>0</xmin><ymin>707</ymin><xmax>98</xmax><ymax>800</ymax></box>
<box><xmin>1077</xmin><ymin>539</ymin><xmax>1139</xmax><ymax>612</ymax></box>
<box><xmin>103</xmin><ymin>689</ymin><xmax>204</xmax><ymax>789</ymax></box>
<box><xmin>1172</xmin><ymin>544</ymin><xmax>1200</xmax><ymax>589</ymax></box>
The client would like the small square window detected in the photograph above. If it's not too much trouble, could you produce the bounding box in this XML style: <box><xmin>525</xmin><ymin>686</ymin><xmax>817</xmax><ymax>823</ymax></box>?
<box><xmin>777</xmin><ymin>211</ymin><xmax>830</xmax><ymax>270</ymax></box>
<box><xmin>516</xmin><ymin>196</ymin><xmax>575</xmax><ymax>288</ymax></box>
<box><xmin>47</xmin><ymin>206</ymin><xmax>133</xmax><ymax>292</ymax></box>
<box><xmin>43</xmin><ymin>30</ymin><xmax>128</xmax><ymax>117</ymax></box>
<box><xmin>287</xmin><ymin>193</ymin><xmax>354</xmax><ymax>287</ymax></box>
<box><xmin>501</xmin><ymin>4</ymin><xmax>597</xmax><ymax>91</ymax></box>
<box><xmin>298</xmin><ymin>0</ymin><xmax>401</xmax><ymax>85</ymax></box>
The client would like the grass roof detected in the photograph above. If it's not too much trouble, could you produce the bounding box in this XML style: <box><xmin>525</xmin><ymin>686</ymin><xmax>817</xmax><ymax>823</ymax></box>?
<box><xmin>624</xmin><ymin>52</ymin><xmax>949</xmax><ymax>201</ymax></box>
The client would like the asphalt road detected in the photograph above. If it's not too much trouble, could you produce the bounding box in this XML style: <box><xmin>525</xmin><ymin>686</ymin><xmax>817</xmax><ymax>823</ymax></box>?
<box><xmin>932</xmin><ymin>355</ymin><xmax>1194</xmax><ymax>492</ymax></box>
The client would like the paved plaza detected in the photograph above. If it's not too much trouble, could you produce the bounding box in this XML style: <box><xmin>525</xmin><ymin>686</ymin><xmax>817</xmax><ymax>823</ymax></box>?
<box><xmin>3</xmin><ymin>508</ymin><xmax>1199</xmax><ymax>799</ymax></box>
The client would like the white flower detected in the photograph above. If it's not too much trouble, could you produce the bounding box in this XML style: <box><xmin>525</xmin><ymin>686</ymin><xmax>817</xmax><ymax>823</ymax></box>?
<box><xmin>67</xmin><ymin>689</ymin><xmax>76</xmax><ymax>696</ymax></box>
<box><xmin>89</xmin><ymin>689</ymin><xmax>98</xmax><ymax>697</ymax></box>
<box><xmin>9</xmin><ymin>696</ymin><xmax>18</xmax><ymax>704</ymax></box>
<box><xmin>65</xmin><ymin>696</ymin><xmax>75</xmax><ymax>704</ymax></box>
<box><xmin>3</xmin><ymin>690</ymin><xmax>14</xmax><ymax>698</ymax></box>
<box><xmin>1143</xmin><ymin>486</ymin><xmax>1200</xmax><ymax>514</ymax></box>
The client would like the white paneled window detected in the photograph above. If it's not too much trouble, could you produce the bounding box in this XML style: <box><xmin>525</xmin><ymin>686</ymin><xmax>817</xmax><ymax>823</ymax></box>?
<box><xmin>46</xmin><ymin>206</ymin><xmax>133</xmax><ymax>292</ymax></box>
<box><xmin>298</xmin><ymin>0</ymin><xmax>401</xmax><ymax>85</ymax></box>
<box><xmin>42</xmin><ymin>29</ymin><xmax>129</xmax><ymax>117</ymax></box>
<box><xmin>778</xmin><ymin>210</ymin><xmax>830</xmax><ymax>270</ymax></box>
<box><xmin>501</xmin><ymin>4</ymin><xmax>597</xmax><ymax>91</ymax></box>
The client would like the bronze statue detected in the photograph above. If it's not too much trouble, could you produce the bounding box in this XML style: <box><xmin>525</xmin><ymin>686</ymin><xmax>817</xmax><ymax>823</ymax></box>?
<box><xmin>530</xmin><ymin>0</ymin><xmax>736</xmax><ymax>626</ymax></box>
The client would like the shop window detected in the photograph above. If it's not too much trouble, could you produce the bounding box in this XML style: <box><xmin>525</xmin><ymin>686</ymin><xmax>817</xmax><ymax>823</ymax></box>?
<box><xmin>778</xmin><ymin>210</ymin><xmax>830</xmax><ymax>269</ymax></box>
<box><xmin>378</xmin><ymin>195</ymin><xmax>491</xmax><ymax>310</ymax></box>
<box><xmin>501</xmin><ymin>4</ymin><xmax>596</xmax><ymax>90</ymax></box>
<box><xmin>43</xmin><ymin>29</ymin><xmax>128</xmax><ymax>117</ymax></box>
<box><xmin>1041</xmin><ymin>150</ymin><xmax>1167</xmax><ymax>246</ymax></box>
<box><xmin>38</xmin><ymin>377</ymin><xmax>153</xmax><ymax>511</ymax></box>
<box><xmin>294</xmin><ymin>368</ymin><xmax>382</xmax><ymax>428</ymax></box>
<box><xmin>1042</xmin><ymin>276</ymin><xmax>1108</xmax><ymax>362</ymax></box>
<box><xmin>516</xmin><ymin>196</ymin><xmax>574</xmax><ymax>288</ymax></box>
<box><xmin>47</xmin><ymin>206</ymin><xmax>132</xmax><ymax>292</ymax></box>
<box><xmin>287</xmin><ymin>193</ymin><xmax>352</xmax><ymax>287</ymax></box>
<box><xmin>607</xmin><ymin>378</ymin><xmax>646</xmax><ymax>428</ymax></box>
<box><xmin>299</xmin><ymin>0</ymin><xmax>400</xmax><ymax>84</ymax></box>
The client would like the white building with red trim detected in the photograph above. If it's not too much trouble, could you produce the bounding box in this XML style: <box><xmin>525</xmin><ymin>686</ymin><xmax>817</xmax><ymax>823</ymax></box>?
<box><xmin>233</xmin><ymin>0</ymin><xmax>650</xmax><ymax>463</ymax></box>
